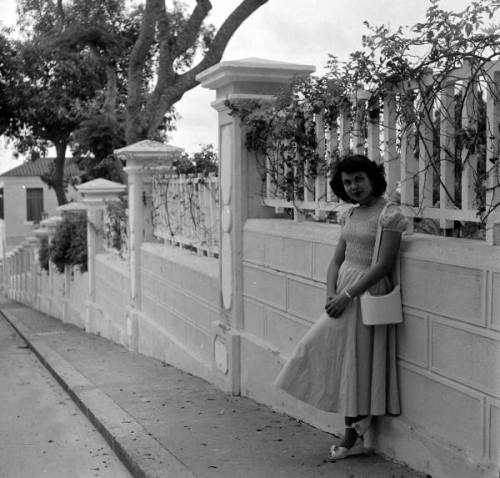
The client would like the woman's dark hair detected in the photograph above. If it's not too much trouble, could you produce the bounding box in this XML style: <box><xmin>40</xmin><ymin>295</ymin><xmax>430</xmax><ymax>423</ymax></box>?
<box><xmin>329</xmin><ymin>154</ymin><xmax>387</xmax><ymax>203</ymax></box>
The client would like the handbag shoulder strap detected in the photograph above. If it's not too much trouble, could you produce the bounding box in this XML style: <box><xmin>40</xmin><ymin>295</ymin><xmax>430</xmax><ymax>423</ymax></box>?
<box><xmin>370</xmin><ymin>202</ymin><xmax>400</xmax><ymax>285</ymax></box>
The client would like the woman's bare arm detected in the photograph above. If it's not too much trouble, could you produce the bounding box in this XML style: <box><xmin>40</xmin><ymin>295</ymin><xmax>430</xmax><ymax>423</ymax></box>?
<box><xmin>326</xmin><ymin>236</ymin><xmax>346</xmax><ymax>300</ymax></box>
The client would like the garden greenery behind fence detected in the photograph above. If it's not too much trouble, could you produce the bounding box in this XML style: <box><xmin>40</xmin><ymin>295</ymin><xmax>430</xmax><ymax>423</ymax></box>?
<box><xmin>228</xmin><ymin>62</ymin><xmax>499</xmax><ymax>241</ymax></box>
<box><xmin>227</xmin><ymin>1</ymin><xmax>500</xmax><ymax>242</ymax></box>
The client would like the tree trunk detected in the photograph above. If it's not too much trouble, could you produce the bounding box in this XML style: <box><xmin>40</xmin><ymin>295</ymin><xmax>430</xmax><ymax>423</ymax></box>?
<box><xmin>103</xmin><ymin>63</ymin><xmax>118</xmax><ymax>120</ymax></box>
<box><xmin>126</xmin><ymin>0</ymin><xmax>269</xmax><ymax>145</ymax></box>
<box><xmin>54</xmin><ymin>142</ymin><xmax>68</xmax><ymax>205</ymax></box>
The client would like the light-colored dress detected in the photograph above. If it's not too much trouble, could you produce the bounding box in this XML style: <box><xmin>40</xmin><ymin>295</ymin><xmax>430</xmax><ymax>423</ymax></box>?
<box><xmin>274</xmin><ymin>199</ymin><xmax>408</xmax><ymax>417</ymax></box>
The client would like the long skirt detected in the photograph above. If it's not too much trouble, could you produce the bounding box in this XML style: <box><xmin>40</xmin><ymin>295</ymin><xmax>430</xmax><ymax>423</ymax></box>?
<box><xmin>274</xmin><ymin>263</ymin><xmax>401</xmax><ymax>416</ymax></box>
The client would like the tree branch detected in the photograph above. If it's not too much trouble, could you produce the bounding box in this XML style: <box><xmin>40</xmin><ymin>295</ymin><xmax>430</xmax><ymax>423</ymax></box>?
<box><xmin>172</xmin><ymin>0</ymin><xmax>212</xmax><ymax>58</ymax></box>
<box><xmin>126</xmin><ymin>0</ymin><xmax>162</xmax><ymax>143</ymax></box>
<box><xmin>56</xmin><ymin>0</ymin><xmax>65</xmax><ymax>30</ymax></box>
<box><xmin>149</xmin><ymin>0</ymin><xmax>212</xmax><ymax>120</ymax></box>
<box><xmin>148</xmin><ymin>0</ymin><xmax>269</xmax><ymax>135</ymax></box>
<box><xmin>179</xmin><ymin>0</ymin><xmax>269</xmax><ymax>88</ymax></box>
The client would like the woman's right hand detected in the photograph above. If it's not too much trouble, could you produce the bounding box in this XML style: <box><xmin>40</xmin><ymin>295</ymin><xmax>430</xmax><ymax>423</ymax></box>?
<box><xmin>325</xmin><ymin>293</ymin><xmax>350</xmax><ymax>319</ymax></box>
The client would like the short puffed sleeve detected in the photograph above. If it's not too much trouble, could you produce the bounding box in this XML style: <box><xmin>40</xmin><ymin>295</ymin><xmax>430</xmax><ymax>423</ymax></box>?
<box><xmin>338</xmin><ymin>205</ymin><xmax>355</xmax><ymax>226</ymax></box>
<box><xmin>380</xmin><ymin>205</ymin><xmax>409</xmax><ymax>233</ymax></box>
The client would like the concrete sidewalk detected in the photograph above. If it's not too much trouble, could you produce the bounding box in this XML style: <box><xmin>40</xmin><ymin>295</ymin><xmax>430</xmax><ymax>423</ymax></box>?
<box><xmin>0</xmin><ymin>297</ymin><xmax>425</xmax><ymax>478</ymax></box>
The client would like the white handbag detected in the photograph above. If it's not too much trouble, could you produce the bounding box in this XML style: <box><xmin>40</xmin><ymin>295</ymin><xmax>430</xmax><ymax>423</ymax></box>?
<box><xmin>360</xmin><ymin>206</ymin><xmax>403</xmax><ymax>326</ymax></box>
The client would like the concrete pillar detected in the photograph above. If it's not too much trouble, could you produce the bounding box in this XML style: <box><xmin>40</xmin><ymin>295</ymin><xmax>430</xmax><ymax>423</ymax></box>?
<box><xmin>40</xmin><ymin>216</ymin><xmax>62</xmax><ymax>317</ymax></box>
<box><xmin>114</xmin><ymin>140</ymin><xmax>181</xmax><ymax>351</ymax></box>
<box><xmin>12</xmin><ymin>247</ymin><xmax>21</xmax><ymax>301</ymax></box>
<box><xmin>19</xmin><ymin>241</ymin><xmax>29</xmax><ymax>302</ymax></box>
<box><xmin>25</xmin><ymin>236</ymin><xmax>39</xmax><ymax>306</ymax></box>
<box><xmin>32</xmin><ymin>227</ymin><xmax>50</xmax><ymax>310</ymax></box>
<box><xmin>56</xmin><ymin>202</ymin><xmax>89</xmax><ymax>323</ymax></box>
<box><xmin>77</xmin><ymin>179</ymin><xmax>126</xmax><ymax>334</ymax></box>
<box><xmin>5</xmin><ymin>251</ymin><xmax>14</xmax><ymax>298</ymax></box>
<box><xmin>197</xmin><ymin>58</ymin><xmax>315</xmax><ymax>393</ymax></box>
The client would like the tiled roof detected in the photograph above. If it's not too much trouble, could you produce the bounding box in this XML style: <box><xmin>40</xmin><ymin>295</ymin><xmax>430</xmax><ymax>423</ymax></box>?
<box><xmin>0</xmin><ymin>157</ymin><xmax>81</xmax><ymax>178</ymax></box>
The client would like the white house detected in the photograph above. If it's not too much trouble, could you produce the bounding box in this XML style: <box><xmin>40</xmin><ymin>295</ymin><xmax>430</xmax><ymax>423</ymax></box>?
<box><xmin>0</xmin><ymin>157</ymin><xmax>81</xmax><ymax>256</ymax></box>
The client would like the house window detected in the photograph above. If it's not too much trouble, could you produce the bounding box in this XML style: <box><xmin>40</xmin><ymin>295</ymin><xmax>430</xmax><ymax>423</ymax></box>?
<box><xmin>26</xmin><ymin>188</ymin><xmax>44</xmax><ymax>223</ymax></box>
<box><xmin>0</xmin><ymin>188</ymin><xmax>3</xmax><ymax>219</ymax></box>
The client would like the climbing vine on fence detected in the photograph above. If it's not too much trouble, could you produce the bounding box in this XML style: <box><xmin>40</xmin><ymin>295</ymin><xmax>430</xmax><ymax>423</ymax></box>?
<box><xmin>227</xmin><ymin>0</ymin><xmax>500</xmax><ymax>237</ymax></box>
<box><xmin>103</xmin><ymin>196</ymin><xmax>128</xmax><ymax>259</ymax></box>
<box><xmin>152</xmin><ymin>173</ymin><xmax>220</xmax><ymax>256</ymax></box>
<box><xmin>227</xmin><ymin>70</ymin><xmax>350</xmax><ymax>204</ymax></box>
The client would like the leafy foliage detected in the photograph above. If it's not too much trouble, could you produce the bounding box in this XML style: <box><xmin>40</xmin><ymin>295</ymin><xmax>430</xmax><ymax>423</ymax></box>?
<box><xmin>227</xmin><ymin>0</ymin><xmax>500</xmax><ymax>236</ymax></box>
<box><xmin>49</xmin><ymin>213</ymin><xmax>88</xmax><ymax>273</ymax></box>
<box><xmin>227</xmin><ymin>76</ymin><xmax>343</xmax><ymax>202</ymax></box>
<box><xmin>38</xmin><ymin>237</ymin><xmax>50</xmax><ymax>272</ymax></box>
<box><xmin>173</xmin><ymin>144</ymin><xmax>218</xmax><ymax>175</ymax></box>
<box><xmin>103</xmin><ymin>196</ymin><xmax>128</xmax><ymax>258</ymax></box>
<box><xmin>0</xmin><ymin>0</ymin><xmax>147</xmax><ymax>200</ymax></box>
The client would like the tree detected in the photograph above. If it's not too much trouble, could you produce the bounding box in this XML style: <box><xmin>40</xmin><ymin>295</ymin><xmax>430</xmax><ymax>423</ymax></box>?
<box><xmin>1</xmin><ymin>37</ymin><xmax>105</xmax><ymax>204</ymax></box>
<box><xmin>2</xmin><ymin>0</ymin><xmax>269</xmax><ymax>202</ymax></box>
<box><xmin>125</xmin><ymin>0</ymin><xmax>269</xmax><ymax>143</ymax></box>
<box><xmin>173</xmin><ymin>143</ymin><xmax>218</xmax><ymax>174</ymax></box>
<box><xmin>1</xmin><ymin>0</ymin><xmax>137</xmax><ymax>202</ymax></box>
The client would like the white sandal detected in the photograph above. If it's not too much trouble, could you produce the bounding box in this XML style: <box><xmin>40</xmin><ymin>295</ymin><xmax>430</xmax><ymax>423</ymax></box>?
<box><xmin>327</xmin><ymin>416</ymin><xmax>372</xmax><ymax>462</ymax></box>
<box><xmin>327</xmin><ymin>437</ymin><xmax>368</xmax><ymax>461</ymax></box>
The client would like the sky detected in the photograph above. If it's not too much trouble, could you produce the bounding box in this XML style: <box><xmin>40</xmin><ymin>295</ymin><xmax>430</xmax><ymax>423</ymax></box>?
<box><xmin>0</xmin><ymin>0</ymin><xmax>488</xmax><ymax>172</ymax></box>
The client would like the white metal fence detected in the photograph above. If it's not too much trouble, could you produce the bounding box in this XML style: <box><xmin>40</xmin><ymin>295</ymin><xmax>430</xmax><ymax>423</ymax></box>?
<box><xmin>262</xmin><ymin>61</ymin><xmax>500</xmax><ymax>243</ymax></box>
<box><xmin>102</xmin><ymin>202</ymin><xmax>129</xmax><ymax>260</ymax></box>
<box><xmin>152</xmin><ymin>173</ymin><xmax>220</xmax><ymax>256</ymax></box>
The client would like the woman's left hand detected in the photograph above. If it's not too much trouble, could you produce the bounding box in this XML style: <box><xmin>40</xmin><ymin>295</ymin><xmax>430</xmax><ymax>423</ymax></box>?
<box><xmin>325</xmin><ymin>293</ymin><xmax>351</xmax><ymax>319</ymax></box>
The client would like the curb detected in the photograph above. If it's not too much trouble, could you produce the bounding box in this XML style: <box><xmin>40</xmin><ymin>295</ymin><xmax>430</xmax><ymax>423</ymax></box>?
<box><xmin>1</xmin><ymin>308</ymin><xmax>197</xmax><ymax>478</ymax></box>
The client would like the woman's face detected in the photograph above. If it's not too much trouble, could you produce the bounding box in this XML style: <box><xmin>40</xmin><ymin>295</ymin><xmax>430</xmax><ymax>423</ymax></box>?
<box><xmin>340</xmin><ymin>170</ymin><xmax>375</xmax><ymax>205</ymax></box>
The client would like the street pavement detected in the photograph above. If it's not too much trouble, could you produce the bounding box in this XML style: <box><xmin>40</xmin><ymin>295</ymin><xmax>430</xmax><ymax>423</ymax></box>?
<box><xmin>0</xmin><ymin>296</ymin><xmax>426</xmax><ymax>478</ymax></box>
<box><xmin>0</xmin><ymin>311</ymin><xmax>132</xmax><ymax>478</ymax></box>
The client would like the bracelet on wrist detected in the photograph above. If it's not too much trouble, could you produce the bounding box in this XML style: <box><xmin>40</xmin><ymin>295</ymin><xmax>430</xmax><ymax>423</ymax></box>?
<box><xmin>342</xmin><ymin>289</ymin><xmax>353</xmax><ymax>299</ymax></box>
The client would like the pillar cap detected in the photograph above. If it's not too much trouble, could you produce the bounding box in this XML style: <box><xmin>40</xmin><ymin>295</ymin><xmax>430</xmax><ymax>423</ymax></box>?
<box><xmin>77</xmin><ymin>178</ymin><xmax>126</xmax><ymax>205</ymax></box>
<box><xmin>40</xmin><ymin>216</ymin><xmax>63</xmax><ymax>229</ymax></box>
<box><xmin>115</xmin><ymin>140</ymin><xmax>183</xmax><ymax>164</ymax></box>
<box><xmin>26</xmin><ymin>236</ymin><xmax>39</xmax><ymax>246</ymax></box>
<box><xmin>33</xmin><ymin>227</ymin><xmax>50</xmax><ymax>239</ymax></box>
<box><xmin>197</xmin><ymin>57</ymin><xmax>316</xmax><ymax>90</ymax></box>
<box><xmin>56</xmin><ymin>201</ymin><xmax>87</xmax><ymax>214</ymax></box>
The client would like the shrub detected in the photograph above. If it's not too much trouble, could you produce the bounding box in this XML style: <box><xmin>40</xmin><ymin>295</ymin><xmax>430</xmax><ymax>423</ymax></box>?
<box><xmin>38</xmin><ymin>237</ymin><xmax>49</xmax><ymax>272</ymax></box>
<box><xmin>49</xmin><ymin>213</ymin><xmax>88</xmax><ymax>273</ymax></box>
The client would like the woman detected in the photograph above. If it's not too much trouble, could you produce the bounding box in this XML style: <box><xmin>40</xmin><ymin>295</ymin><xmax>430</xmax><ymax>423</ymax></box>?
<box><xmin>274</xmin><ymin>154</ymin><xmax>408</xmax><ymax>461</ymax></box>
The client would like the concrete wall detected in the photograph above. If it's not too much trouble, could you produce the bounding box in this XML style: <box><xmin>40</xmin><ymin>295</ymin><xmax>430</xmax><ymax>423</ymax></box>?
<box><xmin>138</xmin><ymin>243</ymin><xmax>220</xmax><ymax>385</ymax></box>
<box><xmin>64</xmin><ymin>268</ymin><xmax>88</xmax><ymax>329</ymax></box>
<box><xmin>89</xmin><ymin>253</ymin><xmax>130</xmax><ymax>345</ymax></box>
<box><xmin>240</xmin><ymin>218</ymin><xmax>500</xmax><ymax>478</ymax></box>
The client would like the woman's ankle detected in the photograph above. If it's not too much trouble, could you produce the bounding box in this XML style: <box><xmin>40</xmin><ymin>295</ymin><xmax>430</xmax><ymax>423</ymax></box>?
<box><xmin>339</xmin><ymin>426</ymin><xmax>358</xmax><ymax>449</ymax></box>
